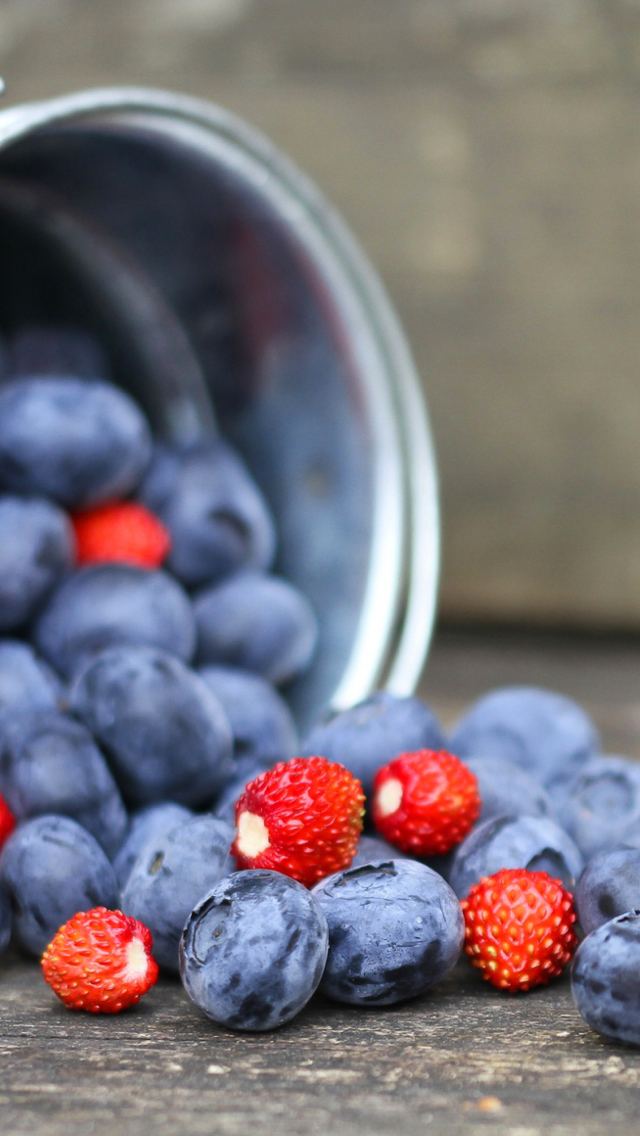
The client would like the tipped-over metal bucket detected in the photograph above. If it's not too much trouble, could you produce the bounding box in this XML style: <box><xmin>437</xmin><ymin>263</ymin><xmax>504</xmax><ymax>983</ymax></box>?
<box><xmin>0</xmin><ymin>87</ymin><xmax>439</xmax><ymax>730</ymax></box>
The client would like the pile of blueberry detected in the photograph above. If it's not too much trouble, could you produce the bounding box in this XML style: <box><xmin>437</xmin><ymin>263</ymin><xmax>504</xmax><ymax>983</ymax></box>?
<box><xmin>1</xmin><ymin>325</ymin><xmax>640</xmax><ymax>1046</ymax></box>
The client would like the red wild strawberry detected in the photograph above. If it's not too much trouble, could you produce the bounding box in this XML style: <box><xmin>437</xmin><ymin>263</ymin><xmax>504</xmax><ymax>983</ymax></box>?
<box><xmin>41</xmin><ymin>907</ymin><xmax>159</xmax><ymax>1013</ymax></box>
<box><xmin>461</xmin><ymin>868</ymin><xmax>578</xmax><ymax>992</ymax></box>
<box><xmin>232</xmin><ymin>756</ymin><xmax>365</xmax><ymax>887</ymax></box>
<box><xmin>71</xmin><ymin>501</ymin><xmax>171</xmax><ymax>569</ymax></box>
<box><xmin>371</xmin><ymin>749</ymin><xmax>480</xmax><ymax>857</ymax></box>
<box><xmin>0</xmin><ymin>793</ymin><xmax>15</xmax><ymax>850</ymax></box>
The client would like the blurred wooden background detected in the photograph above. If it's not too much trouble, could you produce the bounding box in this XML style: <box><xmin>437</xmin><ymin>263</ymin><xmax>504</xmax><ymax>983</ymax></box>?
<box><xmin>2</xmin><ymin>0</ymin><xmax>640</xmax><ymax>629</ymax></box>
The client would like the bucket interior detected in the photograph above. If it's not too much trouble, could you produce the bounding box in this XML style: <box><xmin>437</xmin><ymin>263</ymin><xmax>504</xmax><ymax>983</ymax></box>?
<box><xmin>0</xmin><ymin>106</ymin><xmax>405</xmax><ymax>729</ymax></box>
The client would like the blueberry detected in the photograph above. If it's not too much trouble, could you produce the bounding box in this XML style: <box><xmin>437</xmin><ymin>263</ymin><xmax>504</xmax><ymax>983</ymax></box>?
<box><xmin>313</xmin><ymin>859</ymin><xmax>464</xmax><ymax>1006</ymax></box>
<box><xmin>449</xmin><ymin>686</ymin><xmax>599</xmax><ymax>791</ymax></box>
<box><xmin>197</xmin><ymin>666</ymin><xmax>298</xmax><ymax>765</ymax></box>
<box><xmin>70</xmin><ymin>645</ymin><xmax>233</xmax><ymax>808</ymax></box>
<box><xmin>0</xmin><ymin>880</ymin><xmax>11</xmax><ymax>956</ymax></box>
<box><xmin>0</xmin><ymin>375</ymin><xmax>152</xmax><ymax>507</ymax></box>
<box><xmin>462</xmin><ymin>756</ymin><xmax>554</xmax><ymax>824</ymax></box>
<box><xmin>0</xmin><ymin>495</ymin><xmax>74</xmax><ymax>631</ymax></box>
<box><xmin>301</xmin><ymin>692</ymin><xmax>446</xmax><ymax>800</ymax></box>
<box><xmin>575</xmin><ymin>847</ymin><xmax>640</xmax><ymax>935</ymax></box>
<box><xmin>448</xmin><ymin>814</ymin><xmax>584</xmax><ymax>899</ymax></box>
<box><xmin>572</xmin><ymin>912</ymin><xmax>640</xmax><ymax>1046</ymax></box>
<box><xmin>0</xmin><ymin>814</ymin><xmax>118</xmax><ymax>956</ymax></box>
<box><xmin>554</xmin><ymin>756</ymin><xmax>640</xmax><ymax>859</ymax></box>
<box><xmin>121</xmin><ymin>815</ymin><xmax>234</xmax><ymax>972</ymax></box>
<box><xmin>139</xmin><ymin>440</ymin><xmax>276</xmax><ymax>588</ymax></box>
<box><xmin>179</xmin><ymin>869</ymin><xmax>329</xmax><ymax>1031</ymax></box>
<box><xmin>212</xmin><ymin>760</ymin><xmax>272</xmax><ymax>824</ymax></box>
<box><xmin>350</xmin><ymin>834</ymin><xmax>407</xmax><ymax>868</ymax></box>
<box><xmin>0</xmin><ymin>710</ymin><xmax>128</xmax><ymax>858</ymax></box>
<box><xmin>194</xmin><ymin>571</ymin><xmax>318</xmax><ymax>686</ymax></box>
<box><xmin>8</xmin><ymin>326</ymin><xmax>109</xmax><ymax>380</ymax></box>
<box><xmin>33</xmin><ymin>565</ymin><xmax>196</xmax><ymax>677</ymax></box>
<box><xmin>113</xmin><ymin>802</ymin><xmax>193</xmax><ymax>889</ymax></box>
<box><xmin>0</xmin><ymin>641</ymin><xmax>62</xmax><ymax>736</ymax></box>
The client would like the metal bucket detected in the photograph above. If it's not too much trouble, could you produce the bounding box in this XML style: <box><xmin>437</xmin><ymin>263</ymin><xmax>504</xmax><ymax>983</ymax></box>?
<box><xmin>0</xmin><ymin>87</ymin><xmax>439</xmax><ymax>730</ymax></box>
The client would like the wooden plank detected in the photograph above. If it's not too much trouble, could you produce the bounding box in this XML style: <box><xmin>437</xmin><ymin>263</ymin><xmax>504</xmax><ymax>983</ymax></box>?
<box><xmin>3</xmin><ymin>955</ymin><xmax>639</xmax><ymax>1136</ymax></box>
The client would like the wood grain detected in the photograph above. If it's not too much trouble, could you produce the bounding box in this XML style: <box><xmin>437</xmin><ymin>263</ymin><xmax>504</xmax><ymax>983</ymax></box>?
<box><xmin>3</xmin><ymin>953</ymin><xmax>640</xmax><ymax>1136</ymax></box>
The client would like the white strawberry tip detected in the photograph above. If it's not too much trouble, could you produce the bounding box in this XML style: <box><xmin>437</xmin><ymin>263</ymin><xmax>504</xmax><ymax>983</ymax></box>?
<box><xmin>376</xmin><ymin>777</ymin><xmax>403</xmax><ymax>817</ymax></box>
<box><xmin>236</xmin><ymin>810</ymin><xmax>271</xmax><ymax>858</ymax></box>
<box><xmin>125</xmin><ymin>936</ymin><xmax>152</xmax><ymax>982</ymax></box>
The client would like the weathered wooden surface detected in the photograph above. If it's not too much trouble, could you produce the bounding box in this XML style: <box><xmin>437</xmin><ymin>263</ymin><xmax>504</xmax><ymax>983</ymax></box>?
<box><xmin>2</xmin><ymin>628</ymin><xmax>640</xmax><ymax>1136</ymax></box>
<box><xmin>4</xmin><ymin>954</ymin><xmax>640</xmax><ymax>1136</ymax></box>
<box><xmin>2</xmin><ymin>1</ymin><xmax>640</xmax><ymax>625</ymax></box>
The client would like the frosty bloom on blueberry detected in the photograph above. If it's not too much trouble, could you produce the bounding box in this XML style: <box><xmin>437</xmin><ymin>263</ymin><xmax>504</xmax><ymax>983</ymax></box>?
<box><xmin>300</xmin><ymin>692</ymin><xmax>446</xmax><ymax>800</ymax></box>
<box><xmin>120</xmin><ymin>814</ymin><xmax>235</xmax><ymax>973</ymax></box>
<box><xmin>449</xmin><ymin>686</ymin><xmax>600</xmax><ymax>793</ymax></box>
<box><xmin>0</xmin><ymin>814</ymin><xmax>119</xmax><ymax>956</ymax></box>
<box><xmin>0</xmin><ymin>710</ymin><xmax>128</xmax><ymax>858</ymax></box>
<box><xmin>0</xmin><ymin>375</ymin><xmax>152</xmax><ymax>508</ymax></box>
<box><xmin>574</xmin><ymin>847</ymin><xmax>640</xmax><ymax>935</ymax></box>
<box><xmin>179</xmin><ymin>871</ymin><xmax>329</xmax><ymax>1032</ymax></box>
<box><xmin>0</xmin><ymin>495</ymin><xmax>75</xmax><ymax>631</ymax></box>
<box><xmin>449</xmin><ymin>814</ymin><xmax>584</xmax><ymax>899</ymax></box>
<box><xmin>313</xmin><ymin>859</ymin><xmax>465</xmax><ymax>1006</ymax></box>
<box><xmin>571</xmin><ymin>912</ymin><xmax>640</xmax><ymax>1046</ymax></box>
<box><xmin>0</xmin><ymin>881</ymin><xmax>12</xmax><ymax>958</ymax></box>
<box><xmin>139</xmin><ymin>439</ymin><xmax>276</xmax><ymax>589</ymax></box>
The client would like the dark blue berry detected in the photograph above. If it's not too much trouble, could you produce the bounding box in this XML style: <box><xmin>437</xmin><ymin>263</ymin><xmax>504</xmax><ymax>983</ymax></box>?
<box><xmin>0</xmin><ymin>641</ymin><xmax>62</xmax><ymax>738</ymax></box>
<box><xmin>554</xmin><ymin>756</ymin><xmax>640</xmax><ymax>859</ymax></box>
<box><xmin>121</xmin><ymin>815</ymin><xmax>234</xmax><ymax>972</ymax></box>
<box><xmin>138</xmin><ymin>440</ymin><xmax>276</xmax><ymax>588</ymax></box>
<box><xmin>0</xmin><ymin>880</ymin><xmax>11</xmax><ymax>957</ymax></box>
<box><xmin>0</xmin><ymin>814</ymin><xmax>118</xmax><ymax>956</ymax></box>
<box><xmin>113</xmin><ymin>802</ymin><xmax>193</xmax><ymax>889</ymax></box>
<box><xmin>313</xmin><ymin>859</ymin><xmax>463</xmax><ymax>1006</ymax></box>
<box><xmin>0</xmin><ymin>711</ymin><xmax>128</xmax><ymax>858</ymax></box>
<box><xmin>197</xmin><ymin>666</ymin><xmax>298</xmax><ymax>766</ymax></box>
<box><xmin>575</xmin><ymin>847</ymin><xmax>640</xmax><ymax>935</ymax></box>
<box><xmin>448</xmin><ymin>814</ymin><xmax>583</xmax><ymax>899</ymax></box>
<box><xmin>462</xmin><ymin>756</ymin><xmax>553</xmax><ymax>824</ymax></box>
<box><xmin>70</xmin><ymin>645</ymin><xmax>233</xmax><ymax>808</ymax></box>
<box><xmin>34</xmin><ymin>565</ymin><xmax>196</xmax><ymax>677</ymax></box>
<box><xmin>194</xmin><ymin>571</ymin><xmax>318</xmax><ymax>686</ymax></box>
<box><xmin>212</xmin><ymin>760</ymin><xmax>273</xmax><ymax>824</ymax></box>
<box><xmin>179</xmin><ymin>869</ymin><xmax>329</xmax><ymax>1031</ymax></box>
<box><xmin>301</xmin><ymin>692</ymin><xmax>446</xmax><ymax>800</ymax></box>
<box><xmin>572</xmin><ymin>912</ymin><xmax>640</xmax><ymax>1046</ymax></box>
<box><xmin>449</xmin><ymin>686</ymin><xmax>599</xmax><ymax>791</ymax></box>
<box><xmin>0</xmin><ymin>496</ymin><xmax>74</xmax><ymax>631</ymax></box>
<box><xmin>0</xmin><ymin>375</ymin><xmax>152</xmax><ymax>507</ymax></box>
<box><xmin>350</xmin><ymin>834</ymin><xmax>407</xmax><ymax>868</ymax></box>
